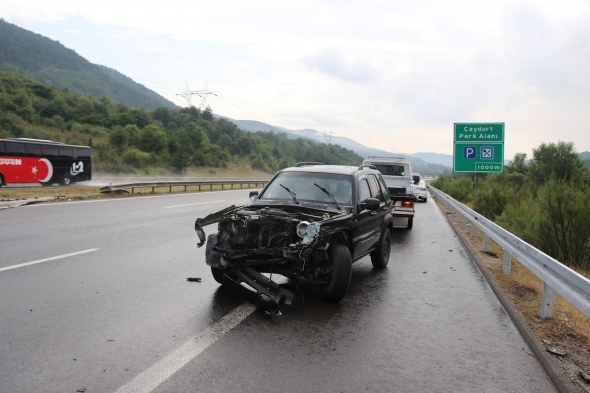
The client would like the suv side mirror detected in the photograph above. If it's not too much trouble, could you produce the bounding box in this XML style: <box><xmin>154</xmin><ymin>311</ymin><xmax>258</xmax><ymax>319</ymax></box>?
<box><xmin>362</xmin><ymin>198</ymin><xmax>380</xmax><ymax>210</ymax></box>
<box><xmin>249</xmin><ymin>190</ymin><xmax>259</xmax><ymax>204</ymax></box>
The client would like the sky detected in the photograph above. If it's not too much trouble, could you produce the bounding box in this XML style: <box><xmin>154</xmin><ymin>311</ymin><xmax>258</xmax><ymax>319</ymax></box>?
<box><xmin>2</xmin><ymin>0</ymin><xmax>590</xmax><ymax>159</ymax></box>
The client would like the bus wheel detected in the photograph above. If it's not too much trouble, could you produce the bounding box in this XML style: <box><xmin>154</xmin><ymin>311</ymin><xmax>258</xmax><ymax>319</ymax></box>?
<box><xmin>0</xmin><ymin>174</ymin><xmax>4</xmax><ymax>187</ymax></box>
<box><xmin>61</xmin><ymin>174</ymin><xmax>72</xmax><ymax>186</ymax></box>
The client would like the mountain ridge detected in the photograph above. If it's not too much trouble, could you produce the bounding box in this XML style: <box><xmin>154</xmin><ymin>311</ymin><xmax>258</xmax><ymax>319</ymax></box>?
<box><xmin>0</xmin><ymin>19</ymin><xmax>178</xmax><ymax>111</ymax></box>
<box><xmin>223</xmin><ymin>118</ymin><xmax>453</xmax><ymax>172</ymax></box>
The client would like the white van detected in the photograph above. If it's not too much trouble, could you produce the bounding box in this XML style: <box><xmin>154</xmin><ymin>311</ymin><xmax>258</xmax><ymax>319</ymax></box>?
<box><xmin>362</xmin><ymin>156</ymin><xmax>415</xmax><ymax>229</ymax></box>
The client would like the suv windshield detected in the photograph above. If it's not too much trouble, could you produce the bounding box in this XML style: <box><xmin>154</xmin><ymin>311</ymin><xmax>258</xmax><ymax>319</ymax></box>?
<box><xmin>259</xmin><ymin>171</ymin><xmax>353</xmax><ymax>205</ymax></box>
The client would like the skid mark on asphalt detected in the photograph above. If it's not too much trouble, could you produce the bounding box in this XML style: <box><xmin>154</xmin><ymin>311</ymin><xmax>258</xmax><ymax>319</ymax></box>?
<box><xmin>114</xmin><ymin>303</ymin><xmax>256</xmax><ymax>393</ymax></box>
<box><xmin>0</xmin><ymin>248</ymin><xmax>100</xmax><ymax>272</ymax></box>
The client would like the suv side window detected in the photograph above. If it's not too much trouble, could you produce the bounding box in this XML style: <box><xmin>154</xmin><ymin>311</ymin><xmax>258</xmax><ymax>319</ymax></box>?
<box><xmin>359</xmin><ymin>178</ymin><xmax>371</xmax><ymax>205</ymax></box>
<box><xmin>367</xmin><ymin>174</ymin><xmax>384</xmax><ymax>202</ymax></box>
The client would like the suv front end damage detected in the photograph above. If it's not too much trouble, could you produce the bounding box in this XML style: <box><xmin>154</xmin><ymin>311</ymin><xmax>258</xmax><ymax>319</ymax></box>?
<box><xmin>195</xmin><ymin>204</ymin><xmax>352</xmax><ymax>309</ymax></box>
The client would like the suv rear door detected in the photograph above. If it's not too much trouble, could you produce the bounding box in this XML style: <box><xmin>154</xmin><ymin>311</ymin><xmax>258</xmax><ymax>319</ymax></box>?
<box><xmin>351</xmin><ymin>173</ymin><xmax>389</xmax><ymax>259</ymax></box>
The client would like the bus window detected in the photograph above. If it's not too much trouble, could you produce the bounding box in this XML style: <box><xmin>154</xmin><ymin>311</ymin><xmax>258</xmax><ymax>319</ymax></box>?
<box><xmin>42</xmin><ymin>144</ymin><xmax>58</xmax><ymax>157</ymax></box>
<box><xmin>0</xmin><ymin>141</ymin><xmax>4</xmax><ymax>154</ymax></box>
<box><xmin>5</xmin><ymin>142</ymin><xmax>25</xmax><ymax>155</ymax></box>
<box><xmin>58</xmin><ymin>146</ymin><xmax>73</xmax><ymax>158</ymax></box>
<box><xmin>25</xmin><ymin>143</ymin><xmax>42</xmax><ymax>156</ymax></box>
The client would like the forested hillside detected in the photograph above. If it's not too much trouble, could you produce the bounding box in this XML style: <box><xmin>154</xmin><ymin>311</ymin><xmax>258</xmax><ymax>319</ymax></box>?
<box><xmin>0</xmin><ymin>71</ymin><xmax>363</xmax><ymax>174</ymax></box>
<box><xmin>0</xmin><ymin>19</ymin><xmax>176</xmax><ymax>111</ymax></box>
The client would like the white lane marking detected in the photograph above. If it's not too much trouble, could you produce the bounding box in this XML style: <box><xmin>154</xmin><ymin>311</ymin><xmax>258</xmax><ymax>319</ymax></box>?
<box><xmin>164</xmin><ymin>200</ymin><xmax>225</xmax><ymax>209</ymax></box>
<box><xmin>114</xmin><ymin>303</ymin><xmax>256</xmax><ymax>393</ymax></box>
<box><xmin>24</xmin><ymin>189</ymin><xmax>251</xmax><ymax>207</ymax></box>
<box><xmin>0</xmin><ymin>248</ymin><xmax>100</xmax><ymax>272</ymax></box>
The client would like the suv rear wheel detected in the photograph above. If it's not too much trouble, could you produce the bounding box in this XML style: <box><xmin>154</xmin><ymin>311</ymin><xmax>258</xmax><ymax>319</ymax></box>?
<box><xmin>320</xmin><ymin>243</ymin><xmax>352</xmax><ymax>302</ymax></box>
<box><xmin>370</xmin><ymin>230</ymin><xmax>391</xmax><ymax>268</ymax></box>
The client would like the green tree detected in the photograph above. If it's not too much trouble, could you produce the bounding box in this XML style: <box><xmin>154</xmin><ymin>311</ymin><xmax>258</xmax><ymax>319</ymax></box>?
<box><xmin>109</xmin><ymin>126</ymin><xmax>129</xmax><ymax>150</ymax></box>
<box><xmin>139</xmin><ymin>124</ymin><xmax>167</xmax><ymax>154</ymax></box>
<box><xmin>534</xmin><ymin>179</ymin><xmax>590</xmax><ymax>269</ymax></box>
<box><xmin>507</xmin><ymin>152</ymin><xmax>527</xmax><ymax>174</ymax></box>
<box><xmin>528</xmin><ymin>141</ymin><xmax>584</xmax><ymax>184</ymax></box>
<box><xmin>202</xmin><ymin>105</ymin><xmax>213</xmax><ymax>121</ymax></box>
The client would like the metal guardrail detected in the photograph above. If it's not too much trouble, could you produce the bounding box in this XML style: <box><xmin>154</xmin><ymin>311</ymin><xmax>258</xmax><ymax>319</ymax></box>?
<box><xmin>99</xmin><ymin>178</ymin><xmax>270</xmax><ymax>194</ymax></box>
<box><xmin>429</xmin><ymin>185</ymin><xmax>590</xmax><ymax>320</ymax></box>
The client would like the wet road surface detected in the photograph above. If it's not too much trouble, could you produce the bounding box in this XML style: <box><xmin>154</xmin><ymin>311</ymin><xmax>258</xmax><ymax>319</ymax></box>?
<box><xmin>0</xmin><ymin>190</ymin><xmax>557</xmax><ymax>392</ymax></box>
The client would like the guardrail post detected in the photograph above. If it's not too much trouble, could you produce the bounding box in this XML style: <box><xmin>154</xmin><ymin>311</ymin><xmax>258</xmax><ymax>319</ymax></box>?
<box><xmin>462</xmin><ymin>215</ymin><xmax>467</xmax><ymax>230</ymax></box>
<box><xmin>503</xmin><ymin>250</ymin><xmax>512</xmax><ymax>274</ymax></box>
<box><xmin>541</xmin><ymin>283</ymin><xmax>555</xmax><ymax>319</ymax></box>
<box><xmin>483</xmin><ymin>233</ymin><xmax>490</xmax><ymax>252</ymax></box>
<box><xmin>471</xmin><ymin>221</ymin><xmax>476</xmax><ymax>238</ymax></box>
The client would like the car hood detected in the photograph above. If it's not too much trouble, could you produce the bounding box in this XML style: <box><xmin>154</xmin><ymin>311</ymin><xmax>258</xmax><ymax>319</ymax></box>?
<box><xmin>194</xmin><ymin>203</ymin><xmax>353</xmax><ymax>248</ymax></box>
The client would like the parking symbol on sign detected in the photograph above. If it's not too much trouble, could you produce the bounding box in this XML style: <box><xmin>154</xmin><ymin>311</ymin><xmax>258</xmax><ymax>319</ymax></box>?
<box><xmin>481</xmin><ymin>147</ymin><xmax>494</xmax><ymax>159</ymax></box>
<box><xmin>464</xmin><ymin>146</ymin><xmax>476</xmax><ymax>159</ymax></box>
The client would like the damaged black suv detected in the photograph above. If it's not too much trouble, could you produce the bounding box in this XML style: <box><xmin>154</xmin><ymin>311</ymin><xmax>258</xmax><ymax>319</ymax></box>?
<box><xmin>194</xmin><ymin>163</ymin><xmax>393</xmax><ymax>309</ymax></box>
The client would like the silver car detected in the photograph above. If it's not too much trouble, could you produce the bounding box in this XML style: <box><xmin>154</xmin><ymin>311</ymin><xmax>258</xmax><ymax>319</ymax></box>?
<box><xmin>412</xmin><ymin>179</ymin><xmax>428</xmax><ymax>202</ymax></box>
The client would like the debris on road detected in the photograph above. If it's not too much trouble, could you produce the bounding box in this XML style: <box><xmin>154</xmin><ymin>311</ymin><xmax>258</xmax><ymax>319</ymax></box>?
<box><xmin>547</xmin><ymin>347</ymin><xmax>567</xmax><ymax>357</ymax></box>
<box><xmin>186</xmin><ymin>277</ymin><xmax>201</xmax><ymax>282</ymax></box>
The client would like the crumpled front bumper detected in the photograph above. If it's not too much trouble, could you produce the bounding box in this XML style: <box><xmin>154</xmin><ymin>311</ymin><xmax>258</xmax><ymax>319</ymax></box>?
<box><xmin>221</xmin><ymin>266</ymin><xmax>294</xmax><ymax>309</ymax></box>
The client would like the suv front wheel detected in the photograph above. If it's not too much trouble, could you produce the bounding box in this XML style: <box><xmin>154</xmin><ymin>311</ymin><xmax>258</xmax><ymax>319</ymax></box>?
<box><xmin>320</xmin><ymin>243</ymin><xmax>352</xmax><ymax>302</ymax></box>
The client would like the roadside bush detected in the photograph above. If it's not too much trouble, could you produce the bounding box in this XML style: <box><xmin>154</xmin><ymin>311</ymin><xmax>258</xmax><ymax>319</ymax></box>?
<box><xmin>431</xmin><ymin>175</ymin><xmax>474</xmax><ymax>202</ymax></box>
<box><xmin>473</xmin><ymin>181</ymin><xmax>508</xmax><ymax>220</ymax></box>
<box><xmin>496</xmin><ymin>186</ymin><xmax>540</xmax><ymax>246</ymax></box>
<box><xmin>121</xmin><ymin>148</ymin><xmax>152</xmax><ymax>168</ymax></box>
<box><xmin>472</xmin><ymin>174</ymin><xmax>525</xmax><ymax>220</ymax></box>
<box><xmin>534</xmin><ymin>179</ymin><xmax>590</xmax><ymax>270</ymax></box>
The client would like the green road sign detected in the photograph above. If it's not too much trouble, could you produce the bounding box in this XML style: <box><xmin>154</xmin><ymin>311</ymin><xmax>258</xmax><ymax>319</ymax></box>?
<box><xmin>453</xmin><ymin>123</ymin><xmax>504</xmax><ymax>173</ymax></box>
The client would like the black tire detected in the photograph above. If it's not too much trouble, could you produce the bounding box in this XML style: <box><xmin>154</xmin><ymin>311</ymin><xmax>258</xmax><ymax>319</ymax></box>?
<box><xmin>406</xmin><ymin>217</ymin><xmax>413</xmax><ymax>230</ymax></box>
<box><xmin>206</xmin><ymin>234</ymin><xmax>224</xmax><ymax>284</ymax></box>
<box><xmin>424</xmin><ymin>198</ymin><xmax>427</xmax><ymax>203</ymax></box>
<box><xmin>61</xmin><ymin>174</ymin><xmax>72</xmax><ymax>186</ymax></box>
<box><xmin>0</xmin><ymin>174</ymin><xmax>4</xmax><ymax>187</ymax></box>
<box><xmin>370</xmin><ymin>229</ymin><xmax>391</xmax><ymax>269</ymax></box>
<box><xmin>211</xmin><ymin>267</ymin><xmax>224</xmax><ymax>284</ymax></box>
<box><xmin>320</xmin><ymin>243</ymin><xmax>352</xmax><ymax>302</ymax></box>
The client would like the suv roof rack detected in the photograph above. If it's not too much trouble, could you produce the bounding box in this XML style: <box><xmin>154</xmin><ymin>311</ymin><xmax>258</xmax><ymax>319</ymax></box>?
<box><xmin>294</xmin><ymin>162</ymin><xmax>324</xmax><ymax>167</ymax></box>
<box><xmin>359</xmin><ymin>164</ymin><xmax>377</xmax><ymax>170</ymax></box>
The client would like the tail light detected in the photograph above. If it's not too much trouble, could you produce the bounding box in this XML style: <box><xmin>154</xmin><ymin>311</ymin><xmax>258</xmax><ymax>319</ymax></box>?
<box><xmin>401</xmin><ymin>200</ymin><xmax>414</xmax><ymax>208</ymax></box>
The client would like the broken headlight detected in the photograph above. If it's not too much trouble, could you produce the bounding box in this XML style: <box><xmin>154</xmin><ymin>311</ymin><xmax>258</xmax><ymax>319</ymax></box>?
<box><xmin>296</xmin><ymin>221</ymin><xmax>310</xmax><ymax>238</ymax></box>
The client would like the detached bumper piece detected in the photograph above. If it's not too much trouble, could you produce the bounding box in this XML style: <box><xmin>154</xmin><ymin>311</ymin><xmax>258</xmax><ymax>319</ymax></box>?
<box><xmin>222</xmin><ymin>267</ymin><xmax>294</xmax><ymax>309</ymax></box>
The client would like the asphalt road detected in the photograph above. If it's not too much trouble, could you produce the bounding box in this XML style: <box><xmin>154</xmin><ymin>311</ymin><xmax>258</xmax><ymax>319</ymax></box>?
<box><xmin>0</xmin><ymin>189</ymin><xmax>557</xmax><ymax>392</ymax></box>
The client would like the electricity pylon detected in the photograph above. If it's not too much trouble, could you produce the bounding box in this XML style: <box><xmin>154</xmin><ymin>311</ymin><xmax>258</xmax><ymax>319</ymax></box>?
<box><xmin>176</xmin><ymin>82</ymin><xmax>217</xmax><ymax>109</ymax></box>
